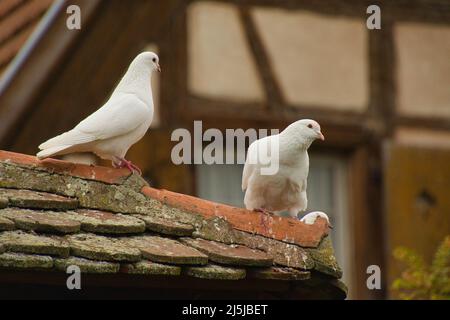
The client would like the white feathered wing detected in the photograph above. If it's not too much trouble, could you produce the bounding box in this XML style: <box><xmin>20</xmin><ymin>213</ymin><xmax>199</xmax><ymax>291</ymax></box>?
<box><xmin>37</xmin><ymin>94</ymin><xmax>149</xmax><ymax>159</ymax></box>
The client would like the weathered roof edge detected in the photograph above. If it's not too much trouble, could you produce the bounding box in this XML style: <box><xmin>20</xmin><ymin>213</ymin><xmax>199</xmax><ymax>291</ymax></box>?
<box><xmin>0</xmin><ymin>150</ymin><xmax>132</xmax><ymax>184</ymax></box>
<box><xmin>0</xmin><ymin>150</ymin><xmax>342</xmax><ymax>278</ymax></box>
<box><xmin>0</xmin><ymin>150</ymin><xmax>331</xmax><ymax>248</ymax></box>
<box><xmin>142</xmin><ymin>187</ymin><xmax>330</xmax><ymax>248</ymax></box>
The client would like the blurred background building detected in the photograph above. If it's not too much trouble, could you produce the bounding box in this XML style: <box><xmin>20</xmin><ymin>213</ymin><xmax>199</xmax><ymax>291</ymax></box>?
<box><xmin>0</xmin><ymin>0</ymin><xmax>449</xmax><ymax>299</ymax></box>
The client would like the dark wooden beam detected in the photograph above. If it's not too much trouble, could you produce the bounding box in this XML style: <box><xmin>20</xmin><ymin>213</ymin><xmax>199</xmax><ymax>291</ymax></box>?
<box><xmin>160</xmin><ymin>0</ymin><xmax>189</xmax><ymax>128</ymax></box>
<box><xmin>395</xmin><ymin>116</ymin><xmax>450</xmax><ymax>131</ymax></box>
<box><xmin>208</xmin><ymin>0</ymin><xmax>450</xmax><ymax>24</ymax></box>
<box><xmin>348</xmin><ymin>145</ymin><xmax>385</xmax><ymax>300</ymax></box>
<box><xmin>238</xmin><ymin>6</ymin><xmax>285</xmax><ymax>108</ymax></box>
<box><xmin>185</xmin><ymin>95</ymin><xmax>367</xmax><ymax>125</ymax></box>
<box><xmin>367</xmin><ymin>21</ymin><xmax>396</xmax><ymax>138</ymax></box>
<box><xmin>183</xmin><ymin>95</ymin><xmax>370</xmax><ymax>148</ymax></box>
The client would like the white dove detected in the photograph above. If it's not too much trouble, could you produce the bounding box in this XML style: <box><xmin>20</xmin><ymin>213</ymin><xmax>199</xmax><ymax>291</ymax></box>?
<box><xmin>300</xmin><ymin>211</ymin><xmax>332</xmax><ymax>228</ymax></box>
<box><xmin>37</xmin><ymin>52</ymin><xmax>161</xmax><ymax>174</ymax></box>
<box><xmin>242</xmin><ymin>119</ymin><xmax>324</xmax><ymax>218</ymax></box>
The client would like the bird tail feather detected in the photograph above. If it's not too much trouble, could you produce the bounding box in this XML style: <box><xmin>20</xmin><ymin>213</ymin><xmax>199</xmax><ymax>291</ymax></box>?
<box><xmin>36</xmin><ymin>145</ymin><xmax>72</xmax><ymax>160</ymax></box>
<box><xmin>39</xmin><ymin>129</ymin><xmax>93</xmax><ymax>150</ymax></box>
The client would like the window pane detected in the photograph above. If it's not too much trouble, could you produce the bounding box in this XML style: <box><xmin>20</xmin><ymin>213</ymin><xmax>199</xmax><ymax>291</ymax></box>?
<box><xmin>196</xmin><ymin>163</ymin><xmax>245</xmax><ymax>207</ymax></box>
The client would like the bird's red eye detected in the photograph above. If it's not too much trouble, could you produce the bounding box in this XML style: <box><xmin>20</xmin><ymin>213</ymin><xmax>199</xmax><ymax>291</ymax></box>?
<box><xmin>307</xmin><ymin>124</ymin><xmax>313</xmax><ymax>129</ymax></box>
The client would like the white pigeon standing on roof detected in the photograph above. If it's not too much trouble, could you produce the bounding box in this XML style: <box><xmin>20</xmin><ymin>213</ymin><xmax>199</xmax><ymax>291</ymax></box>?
<box><xmin>37</xmin><ymin>52</ymin><xmax>161</xmax><ymax>174</ymax></box>
<box><xmin>242</xmin><ymin>119</ymin><xmax>324</xmax><ymax>218</ymax></box>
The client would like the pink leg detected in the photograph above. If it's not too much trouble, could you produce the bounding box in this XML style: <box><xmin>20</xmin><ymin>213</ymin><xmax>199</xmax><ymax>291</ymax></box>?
<box><xmin>254</xmin><ymin>208</ymin><xmax>273</xmax><ymax>234</ymax></box>
<box><xmin>113</xmin><ymin>157</ymin><xmax>142</xmax><ymax>175</ymax></box>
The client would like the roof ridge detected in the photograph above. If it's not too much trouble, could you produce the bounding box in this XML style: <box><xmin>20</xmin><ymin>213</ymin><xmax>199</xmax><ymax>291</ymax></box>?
<box><xmin>0</xmin><ymin>149</ymin><xmax>132</xmax><ymax>184</ymax></box>
<box><xmin>141</xmin><ymin>186</ymin><xmax>330</xmax><ymax>248</ymax></box>
<box><xmin>0</xmin><ymin>149</ymin><xmax>330</xmax><ymax>248</ymax></box>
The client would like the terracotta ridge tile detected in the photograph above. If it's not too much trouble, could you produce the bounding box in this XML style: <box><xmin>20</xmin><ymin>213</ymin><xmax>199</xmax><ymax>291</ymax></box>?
<box><xmin>0</xmin><ymin>150</ymin><xmax>131</xmax><ymax>184</ymax></box>
<box><xmin>141</xmin><ymin>186</ymin><xmax>329</xmax><ymax>248</ymax></box>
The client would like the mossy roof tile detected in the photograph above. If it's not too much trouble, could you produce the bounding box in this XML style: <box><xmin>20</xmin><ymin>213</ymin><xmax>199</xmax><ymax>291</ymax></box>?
<box><xmin>306</xmin><ymin>237</ymin><xmax>343</xmax><ymax>279</ymax></box>
<box><xmin>54</xmin><ymin>256</ymin><xmax>120</xmax><ymax>273</ymax></box>
<box><xmin>0</xmin><ymin>215</ymin><xmax>15</xmax><ymax>231</ymax></box>
<box><xmin>248</xmin><ymin>267</ymin><xmax>311</xmax><ymax>281</ymax></box>
<box><xmin>123</xmin><ymin>235</ymin><xmax>208</xmax><ymax>265</ymax></box>
<box><xmin>0</xmin><ymin>208</ymin><xmax>80</xmax><ymax>233</ymax></box>
<box><xmin>185</xmin><ymin>264</ymin><xmax>246</xmax><ymax>280</ymax></box>
<box><xmin>0</xmin><ymin>188</ymin><xmax>79</xmax><ymax>210</ymax></box>
<box><xmin>62</xmin><ymin>209</ymin><xmax>146</xmax><ymax>234</ymax></box>
<box><xmin>180</xmin><ymin>238</ymin><xmax>273</xmax><ymax>267</ymax></box>
<box><xmin>0</xmin><ymin>230</ymin><xmax>70</xmax><ymax>257</ymax></box>
<box><xmin>0</xmin><ymin>197</ymin><xmax>7</xmax><ymax>209</ymax></box>
<box><xmin>66</xmin><ymin>233</ymin><xmax>142</xmax><ymax>262</ymax></box>
<box><xmin>133</xmin><ymin>214</ymin><xmax>194</xmax><ymax>236</ymax></box>
<box><xmin>121</xmin><ymin>260</ymin><xmax>181</xmax><ymax>276</ymax></box>
<box><xmin>0</xmin><ymin>252</ymin><xmax>54</xmax><ymax>269</ymax></box>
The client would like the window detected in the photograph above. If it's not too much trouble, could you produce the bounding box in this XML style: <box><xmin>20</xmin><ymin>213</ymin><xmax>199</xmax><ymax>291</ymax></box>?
<box><xmin>196</xmin><ymin>163</ymin><xmax>245</xmax><ymax>207</ymax></box>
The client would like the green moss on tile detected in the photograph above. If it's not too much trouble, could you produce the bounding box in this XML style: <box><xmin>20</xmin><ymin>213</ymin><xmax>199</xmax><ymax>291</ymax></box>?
<box><xmin>0</xmin><ymin>216</ymin><xmax>15</xmax><ymax>231</ymax></box>
<box><xmin>248</xmin><ymin>267</ymin><xmax>311</xmax><ymax>281</ymax></box>
<box><xmin>185</xmin><ymin>264</ymin><xmax>246</xmax><ymax>280</ymax></box>
<box><xmin>54</xmin><ymin>256</ymin><xmax>120</xmax><ymax>273</ymax></box>
<box><xmin>0</xmin><ymin>188</ymin><xmax>79</xmax><ymax>210</ymax></box>
<box><xmin>62</xmin><ymin>210</ymin><xmax>145</xmax><ymax>234</ymax></box>
<box><xmin>122</xmin><ymin>260</ymin><xmax>181</xmax><ymax>276</ymax></box>
<box><xmin>0</xmin><ymin>163</ymin><xmax>150</xmax><ymax>214</ymax></box>
<box><xmin>123</xmin><ymin>235</ymin><xmax>208</xmax><ymax>265</ymax></box>
<box><xmin>0</xmin><ymin>208</ymin><xmax>80</xmax><ymax>233</ymax></box>
<box><xmin>66</xmin><ymin>233</ymin><xmax>142</xmax><ymax>262</ymax></box>
<box><xmin>0</xmin><ymin>230</ymin><xmax>70</xmax><ymax>257</ymax></box>
<box><xmin>0</xmin><ymin>252</ymin><xmax>53</xmax><ymax>269</ymax></box>
<box><xmin>235</xmin><ymin>230</ymin><xmax>314</xmax><ymax>270</ymax></box>
<box><xmin>306</xmin><ymin>236</ymin><xmax>342</xmax><ymax>278</ymax></box>
<box><xmin>133</xmin><ymin>214</ymin><xmax>194</xmax><ymax>236</ymax></box>
<box><xmin>181</xmin><ymin>237</ymin><xmax>273</xmax><ymax>267</ymax></box>
<box><xmin>0</xmin><ymin>197</ymin><xmax>8</xmax><ymax>209</ymax></box>
<box><xmin>193</xmin><ymin>216</ymin><xmax>239</xmax><ymax>244</ymax></box>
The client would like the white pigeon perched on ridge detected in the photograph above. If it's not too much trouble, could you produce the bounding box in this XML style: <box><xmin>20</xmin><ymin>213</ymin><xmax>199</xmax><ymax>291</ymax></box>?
<box><xmin>242</xmin><ymin>119</ymin><xmax>324</xmax><ymax>218</ymax></box>
<box><xmin>37</xmin><ymin>51</ymin><xmax>161</xmax><ymax>174</ymax></box>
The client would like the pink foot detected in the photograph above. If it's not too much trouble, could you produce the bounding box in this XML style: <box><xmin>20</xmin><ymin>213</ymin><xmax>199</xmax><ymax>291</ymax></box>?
<box><xmin>254</xmin><ymin>208</ymin><xmax>272</xmax><ymax>234</ymax></box>
<box><xmin>114</xmin><ymin>158</ymin><xmax>142</xmax><ymax>175</ymax></box>
<box><xmin>254</xmin><ymin>208</ymin><xmax>274</xmax><ymax>215</ymax></box>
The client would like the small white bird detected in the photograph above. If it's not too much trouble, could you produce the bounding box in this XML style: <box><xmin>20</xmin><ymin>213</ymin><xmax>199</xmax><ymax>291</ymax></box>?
<box><xmin>300</xmin><ymin>211</ymin><xmax>332</xmax><ymax>227</ymax></box>
<box><xmin>242</xmin><ymin>119</ymin><xmax>324</xmax><ymax>218</ymax></box>
<box><xmin>37</xmin><ymin>52</ymin><xmax>161</xmax><ymax>174</ymax></box>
